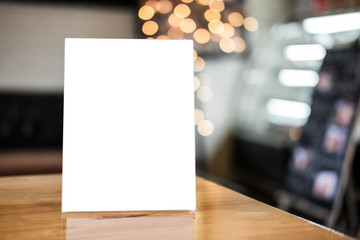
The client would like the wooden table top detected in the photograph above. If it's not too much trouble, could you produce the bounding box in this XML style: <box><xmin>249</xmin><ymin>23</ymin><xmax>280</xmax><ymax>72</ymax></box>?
<box><xmin>0</xmin><ymin>174</ymin><xmax>353</xmax><ymax>240</ymax></box>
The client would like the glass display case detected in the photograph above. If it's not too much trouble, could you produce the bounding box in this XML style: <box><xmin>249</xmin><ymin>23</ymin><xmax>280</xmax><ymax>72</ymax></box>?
<box><xmin>229</xmin><ymin>12</ymin><xmax>360</xmax><ymax>236</ymax></box>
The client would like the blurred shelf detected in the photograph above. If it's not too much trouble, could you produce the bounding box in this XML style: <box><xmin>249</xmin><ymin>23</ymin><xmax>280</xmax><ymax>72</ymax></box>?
<box><xmin>0</xmin><ymin>150</ymin><xmax>62</xmax><ymax>176</ymax></box>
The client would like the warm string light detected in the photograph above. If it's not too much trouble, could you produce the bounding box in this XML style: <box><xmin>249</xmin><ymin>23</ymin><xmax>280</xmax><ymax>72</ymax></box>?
<box><xmin>196</xmin><ymin>0</ymin><xmax>212</xmax><ymax>6</ymax></box>
<box><xmin>244</xmin><ymin>17</ymin><xmax>259</xmax><ymax>32</ymax></box>
<box><xmin>168</xmin><ymin>13</ymin><xmax>183</xmax><ymax>27</ymax></box>
<box><xmin>139</xmin><ymin>0</ymin><xmax>257</xmax><ymax>54</ymax></box>
<box><xmin>157</xmin><ymin>0</ymin><xmax>173</xmax><ymax>14</ymax></box>
<box><xmin>228</xmin><ymin>12</ymin><xmax>243</xmax><ymax>27</ymax></box>
<box><xmin>204</xmin><ymin>9</ymin><xmax>221</xmax><ymax>22</ymax></box>
<box><xmin>193</xmin><ymin>49</ymin><xmax>198</xmax><ymax>60</ymax></box>
<box><xmin>194</xmin><ymin>108</ymin><xmax>204</xmax><ymax>125</ymax></box>
<box><xmin>194</xmin><ymin>56</ymin><xmax>205</xmax><ymax>72</ymax></box>
<box><xmin>193</xmin><ymin>28</ymin><xmax>210</xmax><ymax>44</ymax></box>
<box><xmin>174</xmin><ymin>4</ymin><xmax>191</xmax><ymax>18</ymax></box>
<box><xmin>138</xmin><ymin>5</ymin><xmax>155</xmax><ymax>20</ymax></box>
<box><xmin>142</xmin><ymin>21</ymin><xmax>159</xmax><ymax>35</ymax></box>
<box><xmin>197</xmin><ymin>119</ymin><xmax>214</xmax><ymax>136</ymax></box>
<box><xmin>167</xmin><ymin>27</ymin><xmax>184</xmax><ymax>38</ymax></box>
<box><xmin>156</xmin><ymin>35</ymin><xmax>170</xmax><ymax>39</ymax></box>
<box><xmin>138</xmin><ymin>0</ymin><xmax>258</xmax><ymax>136</ymax></box>
<box><xmin>194</xmin><ymin>76</ymin><xmax>200</xmax><ymax>91</ymax></box>
<box><xmin>180</xmin><ymin>18</ymin><xmax>197</xmax><ymax>33</ymax></box>
<box><xmin>219</xmin><ymin>38</ymin><xmax>235</xmax><ymax>53</ymax></box>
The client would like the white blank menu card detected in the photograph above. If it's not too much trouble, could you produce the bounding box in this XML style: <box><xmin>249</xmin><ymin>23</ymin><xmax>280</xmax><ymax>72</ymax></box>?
<box><xmin>62</xmin><ymin>39</ymin><xmax>196</xmax><ymax>212</ymax></box>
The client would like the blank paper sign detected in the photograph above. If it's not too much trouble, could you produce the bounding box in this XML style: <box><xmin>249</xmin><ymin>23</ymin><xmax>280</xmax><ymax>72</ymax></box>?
<box><xmin>62</xmin><ymin>39</ymin><xmax>196</xmax><ymax>212</ymax></box>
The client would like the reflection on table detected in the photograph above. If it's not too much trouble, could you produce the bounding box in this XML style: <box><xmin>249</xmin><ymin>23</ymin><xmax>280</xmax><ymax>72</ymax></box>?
<box><xmin>0</xmin><ymin>174</ymin><xmax>353</xmax><ymax>240</ymax></box>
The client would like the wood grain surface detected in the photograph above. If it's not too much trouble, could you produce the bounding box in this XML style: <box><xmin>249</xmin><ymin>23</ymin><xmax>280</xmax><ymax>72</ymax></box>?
<box><xmin>0</xmin><ymin>174</ymin><xmax>353</xmax><ymax>240</ymax></box>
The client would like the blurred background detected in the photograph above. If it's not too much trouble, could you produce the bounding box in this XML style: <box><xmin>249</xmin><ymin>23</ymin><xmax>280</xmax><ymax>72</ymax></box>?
<box><xmin>1</xmin><ymin>0</ymin><xmax>360</xmax><ymax>237</ymax></box>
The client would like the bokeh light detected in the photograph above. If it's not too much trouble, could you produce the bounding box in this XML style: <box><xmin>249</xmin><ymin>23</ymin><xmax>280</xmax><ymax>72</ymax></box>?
<box><xmin>174</xmin><ymin>4</ymin><xmax>191</xmax><ymax>18</ymax></box>
<box><xmin>233</xmin><ymin>36</ymin><xmax>246</xmax><ymax>53</ymax></box>
<box><xmin>158</xmin><ymin>0</ymin><xmax>173</xmax><ymax>14</ymax></box>
<box><xmin>194</xmin><ymin>28</ymin><xmax>211</xmax><ymax>44</ymax></box>
<box><xmin>137</xmin><ymin>0</ymin><xmax>251</xmax><ymax>138</ymax></box>
<box><xmin>193</xmin><ymin>49</ymin><xmax>198</xmax><ymax>61</ymax></box>
<box><xmin>180</xmin><ymin>18</ymin><xmax>197</xmax><ymax>33</ymax></box>
<box><xmin>197</xmin><ymin>86</ymin><xmax>213</xmax><ymax>102</ymax></box>
<box><xmin>209</xmin><ymin>0</ymin><xmax>225</xmax><ymax>12</ymax></box>
<box><xmin>204</xmin><ymin>9</ymin><xmax>221</xmax><ymax>22</ymax></box>
<box><xmin>142</xmin><ymin>21</ymin><xmax>159</xmax><ymax>36</ymax></box>
<box><xmin>210</xmin><ymin>33</ymin><xmax>221</xmax><ymax>42</ymax></box>
<box><xmin>156</xmin><ymin>35</ymin><xmax>170</xmax><ymax>39</ymax></box>
<box><xmin>194</xmin><ymin>109</ymin><xmax>205</xmax><ymax>125</ymax></box>
<box><xmin>194</xmin><ymin>76</ymin><xmax>201</xmax><ymax>91</ymax></box>
<box><xmin>139</xmin><ymin>0</ymin><xmax>251</xmax><ymax>57</ymax></box>
<box><xmin>194</xmin><ymin>56</ymin><xmax>205</xmax><ymax>72</ymax></box>
<box><xmin>167</xmin><ymin>27</ymin><xmax>184</xmax><ymax>39</ymax></box>
<box><xmin>138</xmin><ymin>5</ymin><xmax>155</xmax><ymax>20</ymax></box>
<box><xmin>244</xmin><ymin>17</ymin><xmax>259</xmax><ymax>31</ymax></box>
<box><xmin>196</xmin><ymin>0</ymin><xmax>212</xmax><ymax>5</ymax></box>
<box><xmin>220</xmin><ymin>23</ymin><xmax>235</xmax><ymax>38</ymax></box>
<box><xmin>208</xmin><ymin>20</ymin><xmax>224</xmax><ymax>34</ymax></box>
<box><xmin>228</xmin><ymin>12</ymin><xmax>243</xmax><ymax>27</ymax></box>
<box><xmin>219</xmin><ymin>38</ymin><xmax>236</xmax><ymax>53</ymax></box>
<box><xmin>145</xmin><ymin>0</ymin><xmax>159</xmax><ymax>11</ymax></box>
<box><xmin>197</xmin><ymin>120</ymin><xmax>214</xmax><ymax>136</ymax></box>
<box><xmin>168</xmin><ymin>13</ymin><xmax>183</xmax><ymax>27</ymax></box>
